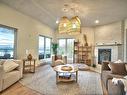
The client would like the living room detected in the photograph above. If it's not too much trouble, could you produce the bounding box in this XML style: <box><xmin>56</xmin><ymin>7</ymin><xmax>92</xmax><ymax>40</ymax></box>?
<box><xmin>0</xmin><ymin>0</ymin><xmax>127</xmax><ymax>95</ymax></box>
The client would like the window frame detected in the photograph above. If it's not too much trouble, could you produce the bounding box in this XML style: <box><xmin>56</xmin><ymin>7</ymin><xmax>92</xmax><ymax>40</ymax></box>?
<box><xmin>0</xmin><ymin>24</ymin><xmax>17</xmax><ymax>59</ymax></box>
<box><xmin>39</xmin><ymin>35</ymin><xmax>52</xmax><ymax>59</ymax></box>
<box><xmin>58</xmin><ymin>38</ymin><xmax>75</xmax><ymax>57</ymax></box>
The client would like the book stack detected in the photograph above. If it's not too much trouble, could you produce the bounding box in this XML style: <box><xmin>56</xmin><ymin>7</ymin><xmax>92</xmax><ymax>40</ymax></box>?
<box><xmin>58</xmin><ymin>73</ymin><xmax>71</xmax><ymax>79</ymax></box>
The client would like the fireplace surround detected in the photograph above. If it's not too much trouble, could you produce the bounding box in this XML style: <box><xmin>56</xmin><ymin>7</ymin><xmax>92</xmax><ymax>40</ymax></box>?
<box><xmin>95</xmin><ymin>45</ymin><xmax>119</xmax><ymax>64</ymax></box>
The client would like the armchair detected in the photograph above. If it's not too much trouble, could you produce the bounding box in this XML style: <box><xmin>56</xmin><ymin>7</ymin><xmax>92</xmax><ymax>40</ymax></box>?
<box><xmin>51</xmin><ymin>55</ymin><xmax>67</xmax><ymax>67</ymax></box>
<box><xmin>0</xmin><ymin>60</ymin><xmax>23</xmax><ymax>92</ymax></box>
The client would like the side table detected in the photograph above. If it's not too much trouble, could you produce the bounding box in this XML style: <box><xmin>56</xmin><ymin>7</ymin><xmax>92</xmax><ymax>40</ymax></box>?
<box><xmin>23</xmin><ymin>59</ymin><xmax>36</xmax><ymax>73</ymax></box>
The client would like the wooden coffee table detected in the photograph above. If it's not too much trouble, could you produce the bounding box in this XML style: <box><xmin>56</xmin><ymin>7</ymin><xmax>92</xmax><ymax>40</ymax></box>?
<box><xmin>53</xmin><ymin>64</ymin><xmax>78</xmax><ymax>83</ymax></box>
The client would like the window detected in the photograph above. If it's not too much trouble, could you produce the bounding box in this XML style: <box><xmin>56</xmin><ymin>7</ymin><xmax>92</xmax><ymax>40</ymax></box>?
<box><xmin>67</xmin><ymin>39</ymin><xmax>74</xmax><ymax>58</ymax></box>
<box><xmin>39</xmin><ymin>35</ymin><xmax>51</xmax><ymax>59</ymax></box>
<box><xmin>0</xmin><ymin>25</ymin><xmax>17</xmax><ymax>59</ymax></box>
<box><xmin>45</xmin><ymin>38</ymin><xmax>51</xmax><ymax>58</ymax></box>
<box><xmin>58</xmin><ymin>38</ymin><xmax>74</xmax><ymax>59</ymax></box>
<box><xmin>58</xmin><ymin>39</ymin><xmax>66</xmax><ymax>55</ymax></box>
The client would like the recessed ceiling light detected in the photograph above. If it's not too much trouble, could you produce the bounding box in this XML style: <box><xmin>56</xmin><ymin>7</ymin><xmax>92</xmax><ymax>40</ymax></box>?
<box><xmin>62</xmin><ymin>8</ymin><xmax>68</xmax><ymax>12</ymax></box>
<box><xmin>95</xmin><ymin>20</ymin><xmax>99</xmax><ymax>24</ymax></box>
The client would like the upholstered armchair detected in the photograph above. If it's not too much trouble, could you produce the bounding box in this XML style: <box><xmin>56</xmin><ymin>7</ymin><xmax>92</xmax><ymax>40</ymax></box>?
<box><xmin>0</xmin><ymin>60</ymin><xmax>23</xmax><ymax>92</ymax></box>
<box><xmin>51</xmin><ymin>55</ymin><xmax>67</xmax><ymax>67</ymax></box>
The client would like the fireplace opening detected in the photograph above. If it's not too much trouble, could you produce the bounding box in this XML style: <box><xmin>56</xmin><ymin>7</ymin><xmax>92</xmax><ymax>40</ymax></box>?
<box><xmin>98</xmin><ymin>49</ymin><xmax>111</xmax><ymax>64</ymax></box>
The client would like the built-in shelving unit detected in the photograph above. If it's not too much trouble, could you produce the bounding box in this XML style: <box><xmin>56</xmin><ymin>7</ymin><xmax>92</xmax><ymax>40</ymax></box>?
<box><xmin>73</xmin><ymin>41</ymin><xmax>92</xmax><ymax>66</ymax></box>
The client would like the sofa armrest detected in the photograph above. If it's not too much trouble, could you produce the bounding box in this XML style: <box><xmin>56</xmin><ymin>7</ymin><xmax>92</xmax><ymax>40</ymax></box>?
<box><xmin>106</xmin><ymin>74</ymin><xmax>124</xmax><ymax>90</ymax></box>
<box><xmin>0</xmin><ymin>65</ymin><xmax>5</xmax><ymax>78</ymax></box>
<box><xmin>13</xmin><ymin>60</ymin><xmax>23</xmax><ymax>78</ymax></box>
<box><xmin>0</xmin><ymin>65</ymin><xmax>4</xmax><ymax>91</ymax></box>
<box><xmin>107</xmin><ymin>79</ymin><xmax>125</xmax><ymax>95</ymax></box>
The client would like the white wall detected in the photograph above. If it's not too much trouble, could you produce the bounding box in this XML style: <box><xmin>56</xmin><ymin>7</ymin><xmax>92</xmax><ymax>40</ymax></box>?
<box><xmin>0</xmin><ymin>3</ymin><xmax>55</xmax><ymax>64</ymax></box>
<box><xmin>94</xmin><ymin>21</ymin><xmax>122</xmax><ymax>45</ymax></box>
<box><xmin>56</xmin><ymin>27</ymin><xmax>94</xmax><ymax>46</ymax></box>
<box><xmin>94</xmin><ymin>21</ymin><xmax>125</xmax><ymax>62</ymax></box>
<box><xmin>124</xmin><ymin>19</ymin><xmax>127</xmax><ymax>61</ymax></box>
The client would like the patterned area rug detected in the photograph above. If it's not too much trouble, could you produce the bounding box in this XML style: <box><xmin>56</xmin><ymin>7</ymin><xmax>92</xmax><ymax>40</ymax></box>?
<box><xmin>20</xmin><ymin>65</ymin><xmax>103</xmax><ymax>95</ymax></box>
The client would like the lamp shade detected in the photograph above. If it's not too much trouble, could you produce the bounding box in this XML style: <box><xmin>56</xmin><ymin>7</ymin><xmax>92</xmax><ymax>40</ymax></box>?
<box><xmin>68</xmin><ymin>16</ymin><xmax>81</xmax><ymax>35</ymax></box>
<box><xmin>58</xmin><ymin>16</ymin><xmax>71</xmax><ymax>33</ymax></box>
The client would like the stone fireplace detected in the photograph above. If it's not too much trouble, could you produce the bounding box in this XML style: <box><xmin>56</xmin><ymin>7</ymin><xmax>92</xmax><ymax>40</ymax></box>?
<box><xmin>95</xmin><ymin>45</ymin><xmax>119</xmax><ymax>64</ymax></box>
<box><xmin>98</xmin><ymin>49</ymin><xmax>111</xmax><ymax>64</ymax></box>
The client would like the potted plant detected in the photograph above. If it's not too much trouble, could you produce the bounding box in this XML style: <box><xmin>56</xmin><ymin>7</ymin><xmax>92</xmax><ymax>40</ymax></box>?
<box><xmin>92</xmin><ymin>63</ymin><xmax>96</xmax><ymax>68</ymax></box>
<box><xmin>51</xmin><ymin>43</ymin><xmax>58</xmax><ymax>60</ymax></box>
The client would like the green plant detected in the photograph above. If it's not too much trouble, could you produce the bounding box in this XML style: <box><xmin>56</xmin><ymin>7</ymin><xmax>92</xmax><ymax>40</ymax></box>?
<box><xmin>51</xmin><ymin>43</ymin><xmax>58</xmax><ymax>55</ymax></box>
<box><xmin>92</xmin><ymin>64</ymin><xmax>96</xmax><ymax>68</ymax></box>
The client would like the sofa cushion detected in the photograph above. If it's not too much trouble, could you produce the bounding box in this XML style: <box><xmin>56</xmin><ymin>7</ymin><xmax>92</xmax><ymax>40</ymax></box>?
<box><xmin>114</xmin><ymin>60</ymin><xmax>123</xmax><ymax>63</ymax></box>
<box><xmin>108</xmin><ymin>79</ymin><xmax>125</xmax><ymax>95</ymax></box>
<box><xmin>3</xmin><ymin>60</ymin><xmax>19</xmax><ymax>73</ymax></box>
<box><xmin>102</xmin><ymin>61</ymin><xmax>111</xmax><ymax>70</ymax></box>
<box><xmin>54</xmin><ymin>59</ymin><xmax>64</xmax><ymax>66</ymax></box>
<box><xmin>109</xmin><ymin>62</ymin><xmax>127</xmax><ymax>75</ymax></box>
<box><xmin>102</xmin><ymin>71</ymin><xmax>124</xmax><ymax>88</ymax></box>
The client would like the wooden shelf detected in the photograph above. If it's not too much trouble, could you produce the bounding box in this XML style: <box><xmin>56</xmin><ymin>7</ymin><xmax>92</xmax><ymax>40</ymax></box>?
<box><xmin>73</xmin><ymin>41</ymin><xmax>92</xmax><ymax>65</ymax></box>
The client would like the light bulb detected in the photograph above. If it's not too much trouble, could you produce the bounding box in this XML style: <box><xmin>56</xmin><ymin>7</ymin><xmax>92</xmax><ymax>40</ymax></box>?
<box><xmin>56</xmin><ymin>20</ymin><xmax>59</xmax><ymax>24</ymax></box>
<box><xmin>72</xmin><ymin>23</ymin><xmax>76</xmax><ymax>28</ymax></box>
<box><xmin>63</xmin><ymin>23</ymin><xmax>66</xmax><ymax>27</ymax></box>
<box><xmin>95</xmin><ymin>20</ymin><xmax>99</xmax><ymax>24</ymax></box>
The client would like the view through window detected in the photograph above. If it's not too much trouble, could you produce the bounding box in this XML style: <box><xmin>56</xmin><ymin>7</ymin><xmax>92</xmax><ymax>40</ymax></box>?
<box><xmin>58</xmin><ymin>38</ymin><xmax>74</xmax><ymax>60</ymax></box>
<box><xmin>39</xmin><ymin>36</ymin><xmax>51</xmax><ymax>59</ymax></box>
<box><xmin>0</xmin><ymin>25</ymin><xmax>16</xmax><ymax>59</ymax></box>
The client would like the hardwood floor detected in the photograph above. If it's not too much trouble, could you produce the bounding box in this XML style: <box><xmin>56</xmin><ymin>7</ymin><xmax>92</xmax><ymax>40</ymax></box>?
<box><xmin>0</xmin><ymin>82</ymin><xmax>42</xmax><ymax>95</ymax></box>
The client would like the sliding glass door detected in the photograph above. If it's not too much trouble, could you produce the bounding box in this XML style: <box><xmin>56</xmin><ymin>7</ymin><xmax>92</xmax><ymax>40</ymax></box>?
<box><xmin>45</xmin><ymin>38</ymin><xmax>51</xmax><ymax>58</ymax></box>
<box><xmin>58</xmin><ymin>38</ymin><xmax>74</xmax><ymax>61</ymax></box>
<box><xmin>39</xmin><ymin>35</ymin><xmax>51</xmax><ymax>59</ymax></box>
<box><xmin>39</xmin><ymin>36</ymin><xmax>45</xmax><ymax>59</ymax></box>
<box><xmin>67</xmin><ymin>39</ymin><xmax>74</xmax><ymax>59</ymax></box>
<box><xmin>58</xmin><ymin>39</ymin><xmax>66</xmax><ymax>55</ymax></box>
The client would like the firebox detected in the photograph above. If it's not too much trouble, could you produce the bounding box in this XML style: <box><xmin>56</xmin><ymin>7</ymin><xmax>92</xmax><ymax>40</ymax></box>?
<box><xmin>98</xmin><ymin>49</ymin><xmax>111</xmax><ymax>64</ymax></box>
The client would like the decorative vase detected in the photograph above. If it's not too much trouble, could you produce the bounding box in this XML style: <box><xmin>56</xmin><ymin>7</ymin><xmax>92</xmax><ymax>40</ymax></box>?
<box><xmin>83</xmin><ymin>34</ymin><xmax>88</xmax><ymax>46</ymax></box>
<box><xmin>27</xmin><ymin>54</ymin><xmax>32</xmax><ymax>60</ymax></box>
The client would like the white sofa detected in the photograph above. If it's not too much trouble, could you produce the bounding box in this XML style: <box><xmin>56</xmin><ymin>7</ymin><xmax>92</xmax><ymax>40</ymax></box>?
<box><xmin>0</xmin><ymin>60</ymin><xmax>23</xmax><ymax>92</ymax></box>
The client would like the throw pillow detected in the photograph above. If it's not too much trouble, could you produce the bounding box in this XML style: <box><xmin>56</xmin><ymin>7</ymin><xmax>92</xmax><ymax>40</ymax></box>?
<box><xmin>108</xmin><ymin>60</ymin><xmax>124</xmax><ymax>69</ymax></box>
<box><xmin>114</xmin><ymin>59</ymin><xmax>123</xmax><ymax>63</ymax></box>
<box><xmin>109</xmin><ymin>62</ymin><xmax>127</xmax><ymax>75</ymax></box>
<box><xmin>3</xmin><ymin>60</ymin><xmax>19</xmax><ymax>73</ymax></box>
<box><xmin>102</xmin><ymin>61</ymin><xmax>111</xmax><ymax>70</ymax></box>
<box><xmin>54</xmin><ymin>59</ymin><xmax>64</xmax><ymax>66</ymax></box>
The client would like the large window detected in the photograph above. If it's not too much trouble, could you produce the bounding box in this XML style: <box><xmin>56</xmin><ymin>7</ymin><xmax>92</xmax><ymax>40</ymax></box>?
<box><xmin>58</xmin><ymin>38</ymin><xmax>74</xmax><ymax>59</ymax></box>
<box><xmin>0</xmin><ymin>25</ymin><xmax>17</xmax><ymax>59</ymax></box>
<box><xmin>39</xmin><ymin>36</ymin><xmax>51</xmax><ymax>59</ymax></box>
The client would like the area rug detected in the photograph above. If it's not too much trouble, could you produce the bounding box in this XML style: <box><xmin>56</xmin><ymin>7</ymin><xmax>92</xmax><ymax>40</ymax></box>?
<box><xmin>20</xmin><ymin>65</ymin><xmax>103</xmax><ymax>95</ymax></box>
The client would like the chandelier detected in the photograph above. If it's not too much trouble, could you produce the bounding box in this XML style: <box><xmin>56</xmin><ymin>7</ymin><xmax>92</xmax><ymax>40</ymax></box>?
<box><xmin>58</xmin><ymin>4</ymin><xmax>81</xmax><ymax>35</ymax></box>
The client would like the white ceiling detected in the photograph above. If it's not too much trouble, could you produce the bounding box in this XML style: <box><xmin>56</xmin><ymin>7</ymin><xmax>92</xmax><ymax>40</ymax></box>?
<box><xmin>1</xmin><ymin>0</ymin><xmax>127</xmax><ymax>29</ymax></box>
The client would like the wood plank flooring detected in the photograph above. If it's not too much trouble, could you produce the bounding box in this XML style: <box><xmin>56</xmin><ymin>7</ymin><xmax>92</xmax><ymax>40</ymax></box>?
<box><xmin>0</xmin><ymin>80</ymin><xmax>107</xmax><ymax>95</ymax></box>
<box><xmin>0</xmin><ymin>82</ymin><xmax>42</xmax><ymax>95</ymax></box>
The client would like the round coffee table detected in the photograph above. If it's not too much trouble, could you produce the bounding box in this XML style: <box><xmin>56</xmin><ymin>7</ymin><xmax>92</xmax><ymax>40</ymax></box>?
<box><xmin>53</xmin><ymin>64</ymin><xmax>78</xmax><ymax>83</ymax></box>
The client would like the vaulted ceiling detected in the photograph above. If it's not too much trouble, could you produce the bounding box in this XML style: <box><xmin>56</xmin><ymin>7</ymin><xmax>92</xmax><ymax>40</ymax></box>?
<box><xmin>1</xmin><ymin>0</ymin><xmax>127</xmax><ymax>29</ymax></box>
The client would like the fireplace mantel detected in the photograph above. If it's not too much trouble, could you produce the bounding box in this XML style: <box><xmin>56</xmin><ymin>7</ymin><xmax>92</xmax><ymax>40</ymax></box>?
<box><xmin>95</xmin><ymin>43</ymin><xmax>122</xmax><ymax>47</ymax></box>
<box><xmin>95</xmin><ymin>45</ymin><xmax>119</xmax><ymax>64</ymax></box>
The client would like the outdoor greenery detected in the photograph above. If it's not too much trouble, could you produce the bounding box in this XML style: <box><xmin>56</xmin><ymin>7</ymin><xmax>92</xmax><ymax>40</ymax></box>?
<box><xmin>51</xmin><ymin>43</ymin><xmax>58</xmax><ymax>55</ymax></box>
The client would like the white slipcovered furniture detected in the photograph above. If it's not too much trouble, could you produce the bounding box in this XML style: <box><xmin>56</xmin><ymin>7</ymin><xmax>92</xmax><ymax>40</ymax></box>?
<box><xmin>51</xmin><ymin>55</ymin><xmax>67</xmax><ymax>67</ymax></box>
<box><xmin>0</xmin><ymin>60</ymin><xmax>23</xmax><ymax>92</ymax></box>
